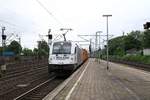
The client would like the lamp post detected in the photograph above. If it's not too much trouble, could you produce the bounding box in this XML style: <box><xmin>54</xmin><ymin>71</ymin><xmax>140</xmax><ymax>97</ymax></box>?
<box><xmin>102</xmin><ymin>14</ymin><xmax>112</xmax><ymax>70</ymax></box>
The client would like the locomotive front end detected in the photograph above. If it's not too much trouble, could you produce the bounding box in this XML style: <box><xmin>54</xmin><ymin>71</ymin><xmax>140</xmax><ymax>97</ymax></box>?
<box><xmin>48</xmin><ymin>41</ymin><xmax>77</xmax><ymax>73</ymax></box>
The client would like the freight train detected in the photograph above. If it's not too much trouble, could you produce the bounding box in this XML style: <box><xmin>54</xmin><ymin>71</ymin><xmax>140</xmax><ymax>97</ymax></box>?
<box><xmin>48</xmin><ymin>41</ymin><xmax>88</xmax><ymax>74</ymax></box>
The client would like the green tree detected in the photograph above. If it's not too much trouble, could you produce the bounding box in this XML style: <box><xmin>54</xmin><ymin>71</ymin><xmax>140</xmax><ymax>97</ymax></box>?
<box><xmin>108</xmin><ymin>31</ymin><xmax>143</xmax><ymax>56</ymax></box>
<box><xmin>33</xmin><ymin>48</ymin><xmax>38</xmax><ymax>56</ymax></box>
<box><xmin>37</xmin><ymin>40</ymin><xmax>49</xmax><ymax>56</ymax></box>
<box><xmin>129</xmin><ymin>31</ymin><xmax>143</xmax><ymax>41</ymax></box>
<box><xmin>22</xmin><ymin>48</ymin><xmax>33</xmax><ymax>56</ymax></box>
<box><xmin>124</xmin><ymin>34</ymin><xmax>142</xmax><ymax>51</ymax></box>
<box><xmin>108</xmin><ymin>36</ymin><xmax>125</xmax><ymax>56</ymax></box>
<box><xmin>114</xmin><ymin>47</ymin><xmax>125</xmax><ymax>56</ymax></box>
<box><xmin>7</xmin><ymin>40</ymin><xmax>22</xmax><ymax>55</ymax></box>
<box><xmin>143</xmin><ymin>30</ymin><xmax>150</xmax><ymax>48</ymax></box>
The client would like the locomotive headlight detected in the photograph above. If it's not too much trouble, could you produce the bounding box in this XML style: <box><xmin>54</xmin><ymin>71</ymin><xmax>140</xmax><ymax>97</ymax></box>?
<box><xmin>49</xmin><ymin>57</ymin><xmax>52</xmax><ymax>60</ymax></box>
<box><xmin>49</xmin><ymin>57</ymin><xmax>53</xmax><ymax>63</ymax></box>
<box><xmin>71</xmin><ymin>57</ymin><xmax>73</xmax><ymax>60</ymax></box>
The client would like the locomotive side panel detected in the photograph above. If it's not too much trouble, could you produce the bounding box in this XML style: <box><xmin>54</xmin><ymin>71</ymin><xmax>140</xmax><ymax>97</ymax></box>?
<box><xmin>81</xmin><ymin>49</ymin><xmax>88</xmax><ymax>62</ymax></box>
<box><xmin>83</xmin><ymin>49</ymin><xmax>88</xmax><ymax>61</ymax></box>
<box><xmin>76</xmin><ymin>46</ymin><xmax>82</xmax><ymax>66</ymax></box>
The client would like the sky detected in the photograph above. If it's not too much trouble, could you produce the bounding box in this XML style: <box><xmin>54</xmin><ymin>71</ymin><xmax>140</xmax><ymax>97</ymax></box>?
<box><xmin>0</xmin><ymin>0</ymin><xmax>150</xmax><ymax>49</ymax></box>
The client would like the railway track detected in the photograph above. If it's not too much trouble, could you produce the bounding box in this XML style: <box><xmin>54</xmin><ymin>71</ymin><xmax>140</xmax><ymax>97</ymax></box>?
<box><xmin>0</xmin><ymin>58</ymin><xmax>48</xmax><ymax>95</ymax></box>
<box><xmin>0</xmin><ymin>74</ymin><xmax>51</xmax><ymax>100</ymax></box>
<box><xmin>0</xmin><ymin>65</ymin><xmax>67</xmax><ymax>100</ymax></box>
<box><xmin>0</xmin><ymin>59</ymin><xmax>50</xmax><ymax>99</ymax></box>
<box><xmin>0</xmin><ymin>67</ymin><xmax>47</xmax><ymax>80</ymax></box>
<box><xmin>13</xmin><ymin>76</ymin><xmax>65</xmax><ymax>100</ymax></box>
<box><xmin>3</xmin><ymin>59</ymin><xmax>47</xmax><ymax>77</ymax></box>
<box><xmin>0</xmin><ymin>67</ymin><xmax>48</xmax><ymax>94</ymax></box>
<box><xmin>0</xmin><ymin>58</ymin><xmax>81</xmax><ymax>100</ymax></box>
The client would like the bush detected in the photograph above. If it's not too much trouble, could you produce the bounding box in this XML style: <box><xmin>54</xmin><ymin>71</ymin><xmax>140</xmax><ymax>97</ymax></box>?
<box><xmin>110</xmin><ymin>55</ymin><xmax>150</xmax><ymax>65</ymax></box>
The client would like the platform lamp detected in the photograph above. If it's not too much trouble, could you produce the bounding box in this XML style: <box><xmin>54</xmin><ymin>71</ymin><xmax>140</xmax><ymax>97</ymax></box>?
<box><xmin>102</xmin><ymin>14</ymin><xmax>112</xmax><ymax>70</ymax></box>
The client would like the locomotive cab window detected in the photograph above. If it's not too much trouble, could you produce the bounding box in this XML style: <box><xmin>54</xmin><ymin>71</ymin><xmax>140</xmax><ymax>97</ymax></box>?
<box><xmin>52</xmin><ymin>42</ymin><xmax>71</xmax><ymax>54</ymax></box>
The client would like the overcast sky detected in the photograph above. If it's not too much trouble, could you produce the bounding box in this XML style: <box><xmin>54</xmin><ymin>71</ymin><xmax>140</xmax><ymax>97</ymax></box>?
<box><xmin>0</xmin><ymin>0</ymin><xmax>150</xmax><ymax>49</ymax></box>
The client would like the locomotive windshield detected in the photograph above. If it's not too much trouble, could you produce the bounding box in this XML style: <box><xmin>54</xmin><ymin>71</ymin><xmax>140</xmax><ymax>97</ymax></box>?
<box><xmin>52</xmin><ymin>42</ymin><xmax>71</xmax><ymax>54</ymax></box>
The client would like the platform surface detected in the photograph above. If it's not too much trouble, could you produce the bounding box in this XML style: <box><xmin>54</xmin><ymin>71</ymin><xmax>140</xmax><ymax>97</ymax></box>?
<box><xmin>46</xmin><ymin>59</ymin><xmax>150</xmax><ymax>100</ymax></box>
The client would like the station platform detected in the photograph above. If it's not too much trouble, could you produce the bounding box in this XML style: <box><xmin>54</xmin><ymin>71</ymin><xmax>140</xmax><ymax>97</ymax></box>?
<box><xmin>44</xmin><ymin>58</ymin><xmax>150</xmax><ymax>100</ymax></box>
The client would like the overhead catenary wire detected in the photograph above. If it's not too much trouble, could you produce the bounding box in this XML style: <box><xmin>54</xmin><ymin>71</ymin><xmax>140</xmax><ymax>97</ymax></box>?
<box><xmin>35</xmin><ymin>0</ymin><xmax>63</xmax><ymax>26</ymax></box>
<box><xmin>35</xmin><ymin>0</ymin><xmax>79</xmax><ymax>43</ymax></box>
<box><xmin>0</xmin><ymin>19</ymin><xmax>46</xmax><ymax>36</ymax></box>
<box><xmin>0</xmin><ymin>19</ymin><xmax>18</xmax><ymax>27</ymax></box>
<box><xmin>0</xmin><ymin>19</ymin><xmax>29</xmax><ymax>33</ymax></box>
<box><xmin>0</xmin><ymin>1</ymin><xmax>66</xmax><ymax>48</ymax></box>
